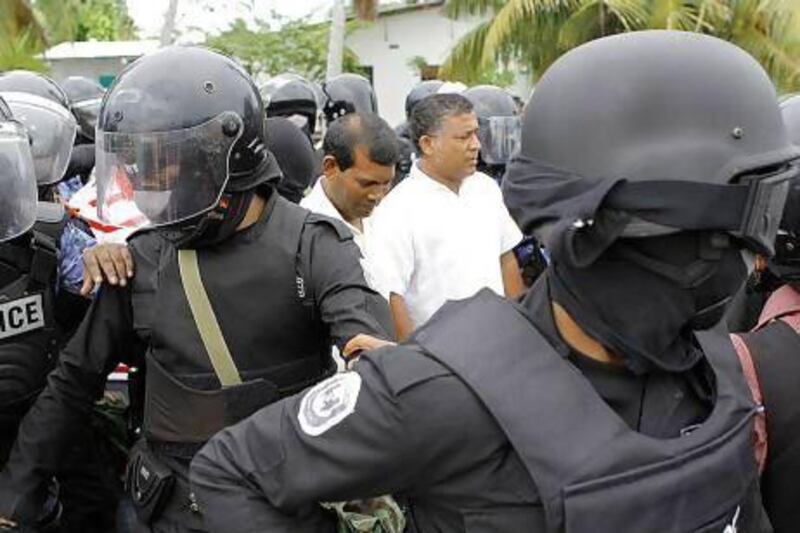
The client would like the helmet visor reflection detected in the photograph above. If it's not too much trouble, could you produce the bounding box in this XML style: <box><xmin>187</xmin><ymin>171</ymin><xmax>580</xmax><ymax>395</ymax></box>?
<box><xmin>95</xmin><ymin>112</ymin><xmax>243</xmax><ymax>228</ymax></box>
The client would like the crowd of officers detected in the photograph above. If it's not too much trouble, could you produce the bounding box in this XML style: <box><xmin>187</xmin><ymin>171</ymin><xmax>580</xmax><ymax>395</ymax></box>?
<box><xmin>0</xmin><ymin>29</ymin><xmax>798</xmax><ymax>533</ymax></box>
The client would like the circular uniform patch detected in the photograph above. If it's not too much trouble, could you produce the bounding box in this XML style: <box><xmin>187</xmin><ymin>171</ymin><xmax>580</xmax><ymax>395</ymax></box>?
<box><xmin>298</xmin><ymin>372</ymin><xmax>362</xmax><ymax>436</ymax></box>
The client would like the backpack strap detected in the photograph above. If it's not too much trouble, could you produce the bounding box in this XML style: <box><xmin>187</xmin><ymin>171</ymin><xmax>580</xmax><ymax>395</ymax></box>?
<box><xmin>730</xmin><ymin>333</ymin><xmax>768</xmax><ymax>473</ymax></box>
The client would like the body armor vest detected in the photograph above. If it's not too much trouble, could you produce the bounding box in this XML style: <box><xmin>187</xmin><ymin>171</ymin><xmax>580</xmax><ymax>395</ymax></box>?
<box><xmin>414</xmin><ymin>289</ymin><xmax>769</xmax><ymax>533</ymax></box>
<box><xmin>0</xmin><ymin>203</ymin><xmax>64</xmax><ymax>460</ymax></box>
<box><xmin>131</xmin><ymin>194</ymin><xmax>334</xmax><ymax>447</ymax></box>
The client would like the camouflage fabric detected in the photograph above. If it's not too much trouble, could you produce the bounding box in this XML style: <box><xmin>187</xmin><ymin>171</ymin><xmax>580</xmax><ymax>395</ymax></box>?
<box><xmin>321</xmin><ymin>495</ymin><xmax>406</xmax><ymax>533</ymax></box>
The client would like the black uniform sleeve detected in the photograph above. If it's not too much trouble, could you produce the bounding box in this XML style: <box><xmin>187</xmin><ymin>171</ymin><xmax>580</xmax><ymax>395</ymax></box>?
<box><xmin>0</xmin><ymin>285</ymin><xmax>141</xmax><ymax>522</ymax></box>
<box><xmin>190</xmin><ymin>345</ymin><xmax>500</xmax><ymax>533</ymax></box>
<box><xmin>302</xmin><ymin>221</ymin><xmax>394</xmax><ymax>348</ymax></box>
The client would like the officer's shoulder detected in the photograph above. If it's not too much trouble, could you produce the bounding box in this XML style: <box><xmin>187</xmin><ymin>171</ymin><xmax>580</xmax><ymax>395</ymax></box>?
<box><xmin>304</xmin><ymin>211</ymin><xmax>354</xmax><ymax>242</ymax></box>
<box><xmin>359</xmin><ymin>343</ymin><xmax>455</xmax><ymax>397</ymax></box>
<box><xmin>127</xmin><ymin>230</ymin><xmax>165</xmax><ymax>261</ymax></box>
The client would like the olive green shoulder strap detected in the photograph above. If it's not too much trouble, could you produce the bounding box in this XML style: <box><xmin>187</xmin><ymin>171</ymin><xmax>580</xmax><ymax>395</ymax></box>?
<box><xmin>177</xmin><ymin>249</ymin><xmax>242</xmax><ymax>387</ymax></box>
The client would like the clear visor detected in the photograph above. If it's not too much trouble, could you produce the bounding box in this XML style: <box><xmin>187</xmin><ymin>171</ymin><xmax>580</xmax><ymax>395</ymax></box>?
<box><xmin>0</xmin><ymin>121</ymin><xmax>38</xmax><ymax>242</ymax></box>
<box><xmin>95</xmin><ymin>112</ymin><xmax>243</xmax><ymax>228</ymax></box>
<box><xmin>477</xmin><ymin>116</ymin><xmax>521</xmax><ymax>166</ymax></box>
<box><xmin>72</xmin><ymin>97</ymin><xmax>102</xmax><ymax>140</ymax></box>
<box><xmin>0</xmin><ymin>91</ymin><xmax>77</xmax><ymax>185</ymax></box>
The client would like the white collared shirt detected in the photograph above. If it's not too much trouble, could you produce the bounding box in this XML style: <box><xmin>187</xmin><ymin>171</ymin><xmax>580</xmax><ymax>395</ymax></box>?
<box><xmin>300</xmin><ymin>177</ymin><xmax>386</xmax><ymax>298</ymax></box>
<box><xmin>369</xmin><ymin>164</ymin><xmax>523</xmax><ymax>328</ymax></box>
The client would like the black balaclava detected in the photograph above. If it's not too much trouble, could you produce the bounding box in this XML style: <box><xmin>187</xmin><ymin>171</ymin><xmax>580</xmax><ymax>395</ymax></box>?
<box><xmin>549</xmin><ymin>231</ymin><xmax>750</xmax><ymax>374</ymax></box>
<box><xmin>504</xmin><ymin>156</ymin><xmax>751</xmax><ymax>374</ymax></box>
<box><xmin>266</xmin><ymin>117</ymin><xmax>316</xmax><ymax>204</ymax></box>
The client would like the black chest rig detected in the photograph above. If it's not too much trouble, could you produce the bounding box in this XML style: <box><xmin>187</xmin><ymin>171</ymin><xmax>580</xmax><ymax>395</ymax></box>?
<box><xmin>0</xmin><ymin>203</ymin><xmax>64</xmax><ymax>418</ymax></box>
<box><xmin>414</xmin><ymin>289</ymin><xmax>769</xmax><ymax>533</ymax></box>
<box><xmin>131</xmin><ymin>195</ymin><xmax>334</xmax><ymax>448</ymax></box>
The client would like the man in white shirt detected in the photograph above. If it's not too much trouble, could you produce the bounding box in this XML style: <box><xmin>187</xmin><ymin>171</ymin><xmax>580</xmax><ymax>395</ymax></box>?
<box><xmin>371</xmin><ymin>93</ymin><xmax>525</xmax><ymax>339</ymax></box>
<box><xmin>300</xmin><ymin>112</ymin><xmax>398</xmax><ymax>297</ymax></box>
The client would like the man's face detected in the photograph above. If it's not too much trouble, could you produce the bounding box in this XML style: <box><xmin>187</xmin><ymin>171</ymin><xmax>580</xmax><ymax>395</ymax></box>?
<box><xmin>420</xmin><ymin>112</ymin><xmax>481</xmax><ymax>181</ymax></box>
<box><xmin>324</xmin><ymin>145</ymin><xmax>394</xmax><ymax>221</ymax></box>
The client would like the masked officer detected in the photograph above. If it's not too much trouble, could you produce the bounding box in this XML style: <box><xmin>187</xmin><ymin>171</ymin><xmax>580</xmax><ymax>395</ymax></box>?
<box><xmin>728</xmin><ymin>94</ymin><xmax>800</xmax><ymax>533</ymax></box>
<box><xmin>189</xmin><ymin>31</ymin><xmax>796</xmax><ymax>533</ymax></box>
<box><xmin>0</xmin><ymin>46</ymin><xmax>393</xmax><ymax>532</ymax></box>
<box><xmin>266</xmin><ymin>116</ymin><xmax>318</xmax><ymax>203</ymax></box>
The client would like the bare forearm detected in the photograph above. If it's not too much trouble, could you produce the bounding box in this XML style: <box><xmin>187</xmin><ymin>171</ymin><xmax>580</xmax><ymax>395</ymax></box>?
<box><xmin>389</xmin><ymin>293</ymin><xmax>415</xmax><ymax>341</ymax></box>
<box><xmin>501</xmin><ymin>251</ymin><xmax>525</xmax><ymax>299</ymax></box>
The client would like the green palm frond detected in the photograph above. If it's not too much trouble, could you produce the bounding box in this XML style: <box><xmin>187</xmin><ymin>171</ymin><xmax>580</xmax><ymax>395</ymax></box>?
<box><xmin>439</xmin><ymin>20</ymin><xmax>494</xmax><ymax>82</ymax></box>
<box><xmin>444</xmin><ymin>0</ymin><xmax>800</xmax><ymax>90</ymax></box>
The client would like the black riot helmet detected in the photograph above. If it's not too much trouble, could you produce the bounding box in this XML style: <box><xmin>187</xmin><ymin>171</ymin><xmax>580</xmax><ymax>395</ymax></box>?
<box><xmin>405</xmin><ymin>80</ymin><xmax>443</xmax><ymax>119</ymax></box>
<box><xmin>322</xmin><ymin>73</ymin><xmax>377</xmax><ymax>124</ymax></box>
<box><xmin>260</xmin><ymin>74</ymin><xmax>318</xmax><ymax>135</ymax></box>
<box><xmin>0</xmin><ymin>71</ymin><xmax>71</xmax><ymax>109</ymax></box>
<box><xmin>464</xmin><ymin>84</ymin><xmax>521</xmax><ymax>168</ymax></box>
<box><xmin>503</xmin><ymin>31</ymin><xmax>799</xmax><ymax>374</ymax></box>
<box><xmin>95</xmin><ymin>46</ymin><xmax>281</xmax><ymax>248</ymax></box>
<box><xmin>507</xmin><ymin>30</ymin><xmax>798</xmax><ymax>258</ymax></box>
<box><xmin>61</xmin><ymin>76</ymin><xmax>105</xmax><ymax>141</ymax></box>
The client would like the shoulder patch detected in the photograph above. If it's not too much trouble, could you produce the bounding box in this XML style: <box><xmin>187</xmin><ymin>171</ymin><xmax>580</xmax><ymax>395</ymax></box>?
<box><xmin>298</xmin><ymin>372</ymin><xmax>362</xmax><ymax>436</ymax></box>
<box><xmin>307</xmin><ymin>213</ymin><xmax>354</xmax><ymax>242</ymax></box>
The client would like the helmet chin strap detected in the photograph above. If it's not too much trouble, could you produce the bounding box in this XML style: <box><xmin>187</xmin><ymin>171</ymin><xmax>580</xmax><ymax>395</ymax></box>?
<box><xmin>160</xmin><ymin>189</ymin><xmax>257</xmax><ymax>249</ymax></box>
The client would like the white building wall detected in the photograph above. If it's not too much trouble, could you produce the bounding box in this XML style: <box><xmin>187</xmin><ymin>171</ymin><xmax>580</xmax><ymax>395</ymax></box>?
<box><xmin>346</xmin><ymin>7</ymin><xmax>487</xmax><ymax>127</ymax></box>
<box><xmin>45</xmin><ymin>57</ymin><xmax>138</xmax><ymax>86</ymax></box>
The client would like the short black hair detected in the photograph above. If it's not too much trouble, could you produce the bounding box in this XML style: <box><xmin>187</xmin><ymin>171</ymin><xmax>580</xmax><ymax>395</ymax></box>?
<box><xmin>323</xmin><ymin>113</ymin><xmax>399</xmax><ymax>171</ymax></box>
<box><xmin>409</xmin><ymin>93</ymin><xmax>474</xmax><ymax>151</ymax></box>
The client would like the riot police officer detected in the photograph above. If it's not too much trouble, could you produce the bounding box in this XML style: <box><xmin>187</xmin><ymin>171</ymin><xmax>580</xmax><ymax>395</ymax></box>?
<box><xmin>321</xmin><ymin>73</ymin><xmax>378</xmax><ymax>125</ymax></box>
<box><xmin>259</xmin><ymin>74</ymin><xmax>319</xmax><ymax>140</ymax></box>
<box><xmin>463</xmin><ymin>84</ymin><xmax>520</xmax><ymax>183</ymax></box>
<box><xmin>0</xmin><ymin>47</ymin><xmax>393</xmax><ymax>532</ymax></box>
<box><xmin>60</xmin><ymin>76</ymin><xmax>105</xmax><ymax>144</ymax></box>
<box><xmin>729</xmin><ymin>94</ymin><xmax>800</xmax><ymax>533</ymax></box>
<box><xmin>189</xmin><ymin>31</ymin><xmax>795</xmax><ymax>532</ymax></box>
<box><xmin>0</xmin><ymin>94</ymin><xmax>120</xmax><ymax>532</ymax></box>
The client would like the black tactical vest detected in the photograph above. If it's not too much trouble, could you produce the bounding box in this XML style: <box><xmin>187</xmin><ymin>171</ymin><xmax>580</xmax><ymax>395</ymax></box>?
<box><xmin>414</xmin><ymin>289</ymin><xmax>769</xmax><ymax>533</ymax></box>
<box><xmin>0</xmin><ymin>204</ymin><xmax>64</xmax><ymax>441</ymax></box>
<box><xmin>740</xmin><ymin>318</ymin><xmax>800</xmax><ymax>533</ymax></box>
<box><xmin>131</xmin><ymin>194</ymin><xmax>334</xmax><ymax>447</ymax></box>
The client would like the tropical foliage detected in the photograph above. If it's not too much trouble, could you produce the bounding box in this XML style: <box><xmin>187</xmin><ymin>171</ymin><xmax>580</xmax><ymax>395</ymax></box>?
<box><xmin>0</xmin><ymin>0</ymin><xmax>137</xmax><ymax>71</ymax></box>
<box><xmin>441</xmin><ymin>0</ymin><xmax>800</xmax><ymax>92</ymax></box>
<box><xmin>206</xmin><ymin>13</ymin><xmax>363</xmax><ymax>81</ymax></box>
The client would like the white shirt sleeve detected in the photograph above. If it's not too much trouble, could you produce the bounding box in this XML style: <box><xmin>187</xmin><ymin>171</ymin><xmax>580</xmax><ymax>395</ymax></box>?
<box><xmin>368</xmin><ymin>202</ymin><xmax>415</xmax><ymax>298</ymax></box>
<box><xmin>488</xmin><ymin>178</ymin><xmax>523</xmax><ymax>253</ymax></box>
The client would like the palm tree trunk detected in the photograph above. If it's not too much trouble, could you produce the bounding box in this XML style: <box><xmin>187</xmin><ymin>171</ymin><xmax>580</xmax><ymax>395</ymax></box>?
<box><xmin>326</xmin><ymin>0</ymin><xmax>346</xmax><ymax>80</ymax></box>
<box><xmin>160</xmin><ymin>0</ymin><xmax>180</xmax><ymax>47</ymax></box>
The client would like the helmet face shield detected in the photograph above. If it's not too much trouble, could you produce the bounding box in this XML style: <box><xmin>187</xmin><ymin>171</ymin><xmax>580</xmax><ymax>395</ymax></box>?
<box><xmin>477</xmin><ymin>115</ymin><xmax>521</xmax><ymax>165</ymax></box>
<box><xmin>0</xmin><ymin>121</ymin><xmax>38</xmax><ymax>242</ymax></box>
<box><xmin>1</xmin><ymin>91</ymin><xmax>76</xmax><ymax>185</ymax></box>
<box><xmin>96</xmin><ymin>112</ymin><xmax>243</xmax><ymax>228</ymax></box>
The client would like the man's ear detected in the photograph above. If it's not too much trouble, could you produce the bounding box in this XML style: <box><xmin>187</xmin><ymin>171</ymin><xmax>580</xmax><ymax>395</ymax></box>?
<box><xmin>418</xmin><ymin>134</ymin><xmax>436</xmax><ymax>157</ymax></box>
<box><xmin>322</xmin><ymin>155</ymin><xmax>340</xmax><ymax>179</ymax></box>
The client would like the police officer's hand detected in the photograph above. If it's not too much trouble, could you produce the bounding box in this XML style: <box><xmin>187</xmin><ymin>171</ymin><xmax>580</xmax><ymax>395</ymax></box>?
<box><xmin>0</xmin><ymin>516</ymin><xmax>16</xmax><ymax>529</ymax></box>
<box><xmin>343</xmin><ymin>334</ymin><xmax>396</xmax><ymax>360</ymax></box>
<box><xmin>80</xmin><ymin>243</ymin><xmax>135</xmax><ymax>296</ymax></box>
